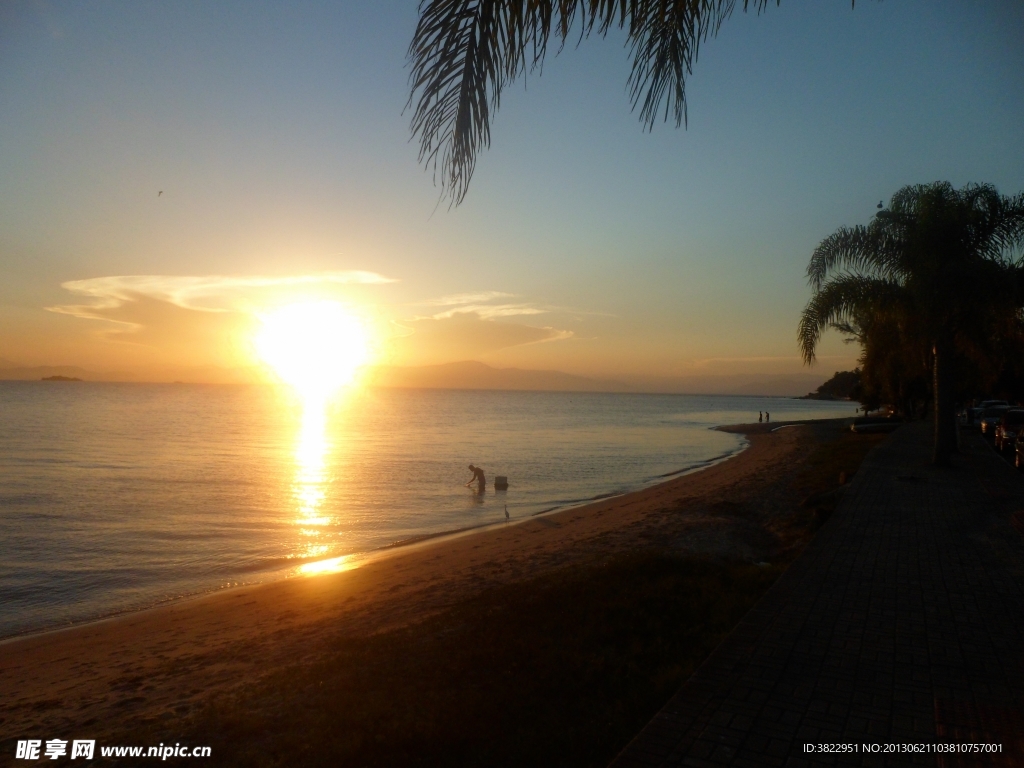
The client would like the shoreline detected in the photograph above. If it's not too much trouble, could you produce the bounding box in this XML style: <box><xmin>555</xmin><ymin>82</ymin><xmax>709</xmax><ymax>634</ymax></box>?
<box><xmin>0</xmin><ymin>418</ymin><xmax>844</xmax><ymax>742</ymax></box>
<box><xmin>0</xmin><ymin>421</ymin><xmax>810</xmax><ymax>649</ymax></box>
<box><xmin>0</xmin><ymin>429</ymin><xmax>751</xmax><ymax>645</ymax></box>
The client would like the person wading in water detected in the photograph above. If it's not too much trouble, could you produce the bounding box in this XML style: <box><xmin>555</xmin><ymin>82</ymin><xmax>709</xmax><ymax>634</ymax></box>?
<box><xmin>466</xmin><ymin>464</ymin><xmax>486</xmax><ymax>492</ymax></box>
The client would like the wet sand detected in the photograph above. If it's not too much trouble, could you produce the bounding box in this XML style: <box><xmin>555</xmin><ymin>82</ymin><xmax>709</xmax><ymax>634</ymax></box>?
<box><xmin>0</xmin><ymin>421</ymin><xmax>820</xmax><ymax>743</ymax></box>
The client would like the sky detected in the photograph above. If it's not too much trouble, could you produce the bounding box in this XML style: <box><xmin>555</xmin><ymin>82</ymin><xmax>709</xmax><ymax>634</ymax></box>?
<box><xmin>1</xmin><ymin>0</ymin><xmax>1023</xmax><ymax>386</ymax></box>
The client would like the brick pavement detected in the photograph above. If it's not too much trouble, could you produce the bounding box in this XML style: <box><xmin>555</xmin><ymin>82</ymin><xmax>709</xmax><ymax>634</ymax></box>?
<box><xmin>611</xmin><ymin>421</ymin><xmax>1024</xmax><ymax>767</ymax></box>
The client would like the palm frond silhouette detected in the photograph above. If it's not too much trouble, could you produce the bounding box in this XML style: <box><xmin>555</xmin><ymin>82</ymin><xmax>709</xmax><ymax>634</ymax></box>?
<box><xmin>407</xmin><ymin>0</ymin><xmax>781</xmax><ymax>206</ymax></box>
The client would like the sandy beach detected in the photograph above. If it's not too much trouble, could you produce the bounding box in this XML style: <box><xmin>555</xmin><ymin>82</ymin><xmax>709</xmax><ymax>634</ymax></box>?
<box><xmin>1</xmin><ymin>420</ymin><xmax>853</xmax><ymax>749</ymax></box>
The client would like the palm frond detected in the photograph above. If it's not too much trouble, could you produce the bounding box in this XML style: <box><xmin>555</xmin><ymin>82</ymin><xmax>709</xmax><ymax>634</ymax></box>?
<box><xmin>805</xmin><ymin>224</ymin><xmax>906</xmax><ymax>290</ymax></box>
<box><xmin>407</xmin><ymin>0</ymin><xmax>531</xmax><ymax>206</ymax></box>
<box><xmin>798</xmin><ymin>275</ymin><xmax>903</xmax><ymax>364</ymax></box>
<box><xmin>973</xmin><ymin>187</ymin><xmax>1024</xmax><ymax>262</ymax></box>
<box><xmin>407</xmin><ymin>0</ymin><xmax>775</xmax><ymax>205</ymax></box>
<box><xmin>626</xmin><ymin>0</ymin><xmax>736</xmax><ymax>129</ymax></box>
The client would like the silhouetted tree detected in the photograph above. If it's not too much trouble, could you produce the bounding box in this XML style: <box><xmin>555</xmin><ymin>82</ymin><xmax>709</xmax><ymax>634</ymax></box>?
<box><xmin>407</xmin><ymin>0</ymin><xmax>783</xmax><ymax>205</ymax></box>
<box><xmin>809</xmin><ymin>369</ymin><xmax>861</xmax><ymax>400</ymax></box>
<box><xmin>799</xmin><ymin>182</ymin><xmax>1024</xmax><ymax>465</ymax></box>
<box><xmin>832</xmin><ymin>309</ymin><xmax>930</xmax><ymax>417</ymax></box>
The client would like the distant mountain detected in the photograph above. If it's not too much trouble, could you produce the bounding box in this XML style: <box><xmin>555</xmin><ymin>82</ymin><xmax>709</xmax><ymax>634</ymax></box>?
<box><xmin>367</xmin><ymin>361</ymin><xmax>628</xmax><ymax>393</ymax></box>
<box><xmin>0</xmin><ymin>361</ymin><xmax>262</xmax><ymax>384</ymax></box>
<box><xmin>622</xmin><ymin>372</ymin><xmax>831</xmax><ymax>398</ymax></box>
<box><xmin>0</xmin><ymin>357</ymin><xmax>830</xmax><ymax>396</ymax></box>
<box><xmin>0</xmin><ymin>364</ymin><xmax>97</xmax><ymax>381</ymax></box>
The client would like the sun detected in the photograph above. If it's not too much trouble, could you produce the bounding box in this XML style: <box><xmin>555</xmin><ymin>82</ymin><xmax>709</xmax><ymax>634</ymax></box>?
<box><xmin>254</xmin><ymin>301</ymin><xmax>370</xmax><ymax>400</ymax></box>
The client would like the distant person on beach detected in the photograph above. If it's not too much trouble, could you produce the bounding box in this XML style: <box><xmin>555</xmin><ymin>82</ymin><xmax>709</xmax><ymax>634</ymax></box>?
<box><xmin>759</xmin><ymin>411</ymin><xmax>763</xmax><ymax>423</ymax></box>
<box><xmin>765</xmin><ymin>412</ymin><xmax>770</xmax><ymax>423</ymax></box>
<box><xmin>466</xmin><ymin>464</ymin><xmax>485</xmax><ymax>492</ymax></box>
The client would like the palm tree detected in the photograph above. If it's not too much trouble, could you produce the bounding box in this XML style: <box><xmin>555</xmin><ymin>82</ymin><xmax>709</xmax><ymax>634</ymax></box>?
<box><xmin>407</xmin><ymin>0</ymin><xmax>780</xmax><ymax>206</ymax></box>
<box><xmin>798</xmin><ymin>181</ymin><xmax>1024</xmax><ymax>465</ymax></box>
<box><xmin>833</xmin><ymin>308</ymin><xmax>930</xmax><ymax>418</ymax></box>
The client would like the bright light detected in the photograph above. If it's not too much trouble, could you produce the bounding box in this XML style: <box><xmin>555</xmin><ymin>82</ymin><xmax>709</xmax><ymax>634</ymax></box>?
<box><xmin>294</xmin><ymin>402</ymin><xmax>329</xmax><ymax>524</ymax></box>
<box><xmin>298</xmin><ymin>555</ymin><xmax>353</xmax><ymax>575</ymax></box>
<box><xmin>254</xmin><ymin>301</ymin><xmax>369</xmax><ymax>401</ymax></box>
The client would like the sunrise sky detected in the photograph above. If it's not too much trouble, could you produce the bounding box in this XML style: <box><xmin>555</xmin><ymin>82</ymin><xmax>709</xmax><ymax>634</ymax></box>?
<box><xmin>2</xmin><ymin>1</ymin><xmax>1023</xmax><ymax>386</ymax></box>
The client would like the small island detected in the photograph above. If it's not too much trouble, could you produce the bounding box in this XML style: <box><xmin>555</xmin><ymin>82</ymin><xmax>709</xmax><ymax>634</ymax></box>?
<box><xmin>41</xmin><ymin>375</ymin><xmax>83</xmax><ymax>381</ymax></box>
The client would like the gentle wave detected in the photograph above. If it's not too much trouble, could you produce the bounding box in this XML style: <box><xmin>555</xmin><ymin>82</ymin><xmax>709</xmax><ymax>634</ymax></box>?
<box><xmin>0</xmin><ymin>383</ymin><xmax>856</xmax><ymax>637</ymax></box>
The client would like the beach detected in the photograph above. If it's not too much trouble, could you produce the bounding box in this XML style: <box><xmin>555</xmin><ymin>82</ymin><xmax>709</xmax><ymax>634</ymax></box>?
<box><xmin>1</xmin><ymin>419</ymin><xmax>877</xmax><ymax>761</ymax></box>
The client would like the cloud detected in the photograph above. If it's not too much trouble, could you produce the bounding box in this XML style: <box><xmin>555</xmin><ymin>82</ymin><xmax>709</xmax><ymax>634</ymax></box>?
<box><xmin>63</xmin><ymin>293</ymin><xmax>254</xmax><ymax>351</ymax></box>
<box><xmin>390</xmin><ymin>312</ymin><xmax>572</xmax><ymax>366</ymax></box>
<box><xmin>418</xmin><ymin>290</ymin><xmax>614</xmax><ymax>324</ymax></box>
<box><xmin>416</xmin><ymin>290</ymin><xmax>553</xmax><ymax>321</ymax></box>
<box><xmin>425</xmin><ymin>291</ymin><xmax>515</xmax><ymax>306</ymax></box>
<box><xmin>44</xmin><ymin>273</ymin><xmax>573</xmax><ymax>369</ymax></box>
<box><xmin>42</xmin><ymin>271</ymin><xmax>397</xmax><ymax>369</ymax></box>
<box><xmin>427</xmin><ymin>303</ymin><xmax>549</xmax><ymax>320</ymax></box>
<box><xmin>389</xmin><ymin>291</ymin><xmax>575</xmax><ymax>364</ymax></box>
<box><xmin>49</xmin><ymin>271</ymin><xmax>396</xmax><ymax>321</ymax></box>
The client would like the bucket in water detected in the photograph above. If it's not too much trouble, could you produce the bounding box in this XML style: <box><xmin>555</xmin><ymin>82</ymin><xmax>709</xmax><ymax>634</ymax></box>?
<box><xmin>494</xmin><ymin>476</ymin><xmax>509</xmax><ymax>490</ymax></box>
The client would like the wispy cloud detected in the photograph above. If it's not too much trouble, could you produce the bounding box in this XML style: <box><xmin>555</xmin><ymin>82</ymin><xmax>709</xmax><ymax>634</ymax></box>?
<box><xmin>48</xmin><ymin>271</ymin><xmax>396</xmax><ymax>321</ymax></box>
<box><xmin>425</xmin><ymin>291</ymin><xmax>515</xmax><ymax>306</ymax></box>
<box><xmin>428</xmin><ymin>304</ymin><xmax>549</xmax><ymax>320</ymax></box>
<box><xmin>417</xmin><ymin>290</ymin><xmax>553</xmax><ymax>321</ymax></box>
<box><xmin>392</xmin><ymin>290</ymin><xmax>575</xmax><ymax>361</ymax></box>
<box><xmin>390</xmin><ymin>313</ymin><xmax>573</xmax><ymax>365</ymax></box>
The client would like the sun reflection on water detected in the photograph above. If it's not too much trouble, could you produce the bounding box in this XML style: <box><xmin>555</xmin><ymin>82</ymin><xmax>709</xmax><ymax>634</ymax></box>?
<box><xmin>251</xmin><ymin>299</ymin><xmax>372</xmax><ymax>574</ymax></box>
<box><xmin>294</xmin><ymin>396</ymin><xmax>330</xmax><ymax>527</ymax></box>
<box><xmin>288</xmin><ymin>388</ymin><xmax>362</xmax><ymax>575</ymax></box>
<box><xmin>292</xmin><ymin>408</ymin><xmax>360</xmax><ymax>577</ymax></box>
<box><xmin>298</xmin><ymin>554</ymin><xmax>353</xmax><ymax>575</ymax></box>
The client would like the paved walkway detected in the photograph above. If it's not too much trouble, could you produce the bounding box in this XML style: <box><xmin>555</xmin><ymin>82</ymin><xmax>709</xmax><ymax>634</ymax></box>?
<box><xmin>612</xmin><ymin>422</ymin><xmax>1024</xmax><ymax>767</ymax></box>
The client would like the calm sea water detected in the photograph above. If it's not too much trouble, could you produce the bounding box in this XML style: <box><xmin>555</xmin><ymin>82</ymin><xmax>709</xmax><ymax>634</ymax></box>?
<box><xmin>0</xmin><ymin>382</ymin><xmax>855</xmax><ymax>637</ymax></box>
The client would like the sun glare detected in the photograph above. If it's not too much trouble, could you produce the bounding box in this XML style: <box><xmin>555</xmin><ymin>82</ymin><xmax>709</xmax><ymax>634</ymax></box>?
<box><xmin>255</xmin><ymin>301</ymin><xmax>370</xmax><ymax>401</ymax></box>
<box><xmin>298</xmin><ymin>555</ymin><xmax>354</xmax><ymax>576</ymax></box>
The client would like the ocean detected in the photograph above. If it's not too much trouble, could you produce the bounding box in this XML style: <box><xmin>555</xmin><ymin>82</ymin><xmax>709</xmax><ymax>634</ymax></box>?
<box><xmin>0</xmin><ymin>382</ymin><xmax>855</xmax><ymax>638</ymax></box>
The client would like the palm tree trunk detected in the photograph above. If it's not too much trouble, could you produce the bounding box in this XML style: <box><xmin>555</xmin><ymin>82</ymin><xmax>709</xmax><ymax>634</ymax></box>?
<box><xmin>933</xmin><ymin>336</ymin><xmax>957</xmax><ymax>465</ymax></box>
